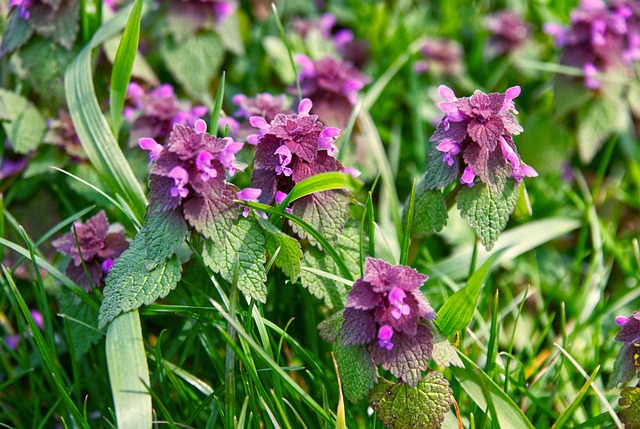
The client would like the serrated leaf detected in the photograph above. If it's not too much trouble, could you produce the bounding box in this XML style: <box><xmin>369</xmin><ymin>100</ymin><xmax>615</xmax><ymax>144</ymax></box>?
<box><xmin>335</xmin><ymin>341</ymin><xmax>378</xmax><ymax>403</ymax></box>
<box><xmin>202</xmin><ymin>217</ymin><xmax>267</xmax><ymax>303</ymax></box>
<box><xmin>409</xmin><ymin>184</ymin><xmax>447</xmax><ymax>238</ymax></box>
<box><xmin>258</xmin><ymin>217</ymin><xmax>302</xmax><ymax>282</ymax></box>
<box><xmin>422</xmin><ymin>143</ymin><xmax>459</xmax><ymax>190</ymax></box>
<box><xmin>141</xmin><ymin>208</ymin><xmax>188</xmax><ymax>270</ymax></box>
<box><xmin>607</xmin><ymin>344</ymin><xmax>639</xmax><ymax>389</ymax></box>
<box><xmin>160</xmin><ymin>31</ymin><xmax>223</xmax><ymax>100</ymax></box>
<box><xmin>291</xmin><ymin>190</ymin><xmax>350</xmax><ymax>246</ymax></box>
<box><xmin>318</xmin><ymin>310</ymin><xmax>344</xmax><ymax>343</ymax></box>
<box><xmin>426</xmin><ymin>321</ymin><xmax>463</xmax><ymax>368</ymax></box>
<box><xmin>619</xmin><ymin>386</ymin><xmax>640</xmax><ymax>429</ymax></box>
<box><xmin>0</xmin><ymin>88</ymin><xmax>46</xmax><ymax>154</ymax></box>
<box><xmin>301</xmin><ymin>222</ymin><xmax>360</xmax><ymax>308</ymax></box>
<box><xmin>457</xmin><ymin>182</ymin><xmax>519</xmax><ymax>250</ymax></box>
<box><xmin>369</xmin><ymin>373</ymin><xmax>453</xmax><ymax>429</ymax></box>
<box><xmin>28</xmin><ymin>0</ymin><xmax>79</xmax><ymax>49</ymax></box>
<box><xmin>183</xmin><ymin>183</ymin><xmax>238</xmax><ymax>246</ymax></box>
<box><xmin>577</xmin><ymin>96</ymin><xmax>628</xmax><ymax>163</ymax></box>
<box><xmin>59</xmin><ymin>287</ymin><xmax>102</xmax><ymax>360</ymax></box>
<box><xmin>99</xmin><ymin>236</ymin><xmax>182</xmax><ymax>328</ymax></box>
<box><xmin>0</xmin><ymin>14</ymin><xmax>33</xmax><ymax>57</ymax></box>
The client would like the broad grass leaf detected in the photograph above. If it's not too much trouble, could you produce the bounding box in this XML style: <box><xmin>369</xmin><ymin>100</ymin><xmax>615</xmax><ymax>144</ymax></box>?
<box><xmin>369</xmin><ymin>373</ymin><xmax>453</xmax><ymax>429</ymax></box>
<box><xmin>99</xmin><ymin>236</ymin><xmax>182</xmax><ymax>328</ymax></box>
<box><xmin>0</xmin><ymin>88</ymin><xmax>46</xmax><ymax>154</ymax></box>
<box><xmin>202</xmin><ymin>217</ymin><xmax>267</xmax><ymax>303</ymax></box>
<box><xmin>457</xmin><ymin>181</ymin><xmax>519</xmax><ymax>250</ymax></box>
<box><xmin>258</xmin><ymin>217</ymin><xmax>302</xmax><ymax>282</ymax></box>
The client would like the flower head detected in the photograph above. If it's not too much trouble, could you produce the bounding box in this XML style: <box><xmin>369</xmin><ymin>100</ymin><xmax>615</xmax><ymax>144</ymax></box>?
<box><xmin>44</xmin><ymin>110</ymin><xmax>85</xmax><ymax>160</ymax></box>
<box><xmin>341</xmin><ymin>258</ymin><xmax>437</xmax><ymax>386</ymax></box>
<box><xmin>52</xmin><ymin>211</ymin><xmax>129</xmax><ymax>290</ymax></box>
<box><xmin>416</xmin><ymin>39</ymin><xmax>464</xmax><ymax>76</ymax></box>
<box><xmin>484</xmin><ymin>10</ymin><xmax>530</xmax><ymax>57</ymax></box>
<box><xmin>249</xmin><ymin>98</ymin><xmax>344</xmax><ymax>204</ymax></box>
<box><xmin>429</xmin><ymin>85</ymin><xmax>536</xmax><ymax>188</ymax></box>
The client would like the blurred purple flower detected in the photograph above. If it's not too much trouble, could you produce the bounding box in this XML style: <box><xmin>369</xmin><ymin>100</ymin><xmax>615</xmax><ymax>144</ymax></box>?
<box><xmin>292</xmin><ymin>13</ymin><xmax>336</xmax><ymax>39</ymax></box>
<box><xmin>169</xmin><ymin>0</ymin><xmax>236</xmax><ymax>25</ymax></box>
<box><xmin>485</xmin><ymin>10</ymin><xmax>530</xmax><ymax>56</ymax></box>
<box><xmin>417</xmin><ymin>39</ymin><xmax>464</xmax><ymax>76</ymax></box>
<box><xmin>341</xmin><ymin>258</ymin><xmax>437</xmax><ymax>387</ymax></box>
<box><xmin>9</xmin><ymin>0</ymin><xmax>33</xmax><ymax>19</ymax></box>
<box><xmin>233</xmin><ymin>93</ymin><xmax>292</xmax><ymax>122</ymax></box>
<box><xmin>125</xmin><ymin>82</ymin><xmax>208</xmax><ymax>145</ymax></box>
<box><xmin>44</xmin><ymin>110</ymin><xmax>85</xmax><ymax>160</ymax></box>
<box><xmin>0</xmin><ymin>157</ymin><xmax>28</xmax><ymax>180</ymax></box>
<box><xmin>52</xmin><ymin>211</ymin><xmax>129</xmax><ymax>290</ymax></box>
<box><xmin>430</xmin><ymin>85</ymin><xmax>536</xmax><ymax>188</ymax></box>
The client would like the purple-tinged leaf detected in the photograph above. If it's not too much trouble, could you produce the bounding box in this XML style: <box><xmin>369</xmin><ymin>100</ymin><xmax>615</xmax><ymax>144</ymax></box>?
<box><xmin>342</xmin><ymin>308</ymin><xmax>377</xmax><ymax>346</ymax></box>
<box><xmin>183</xmin><ymin>181</ymin><xmax>238</xmax><ymax>246</ymax></box>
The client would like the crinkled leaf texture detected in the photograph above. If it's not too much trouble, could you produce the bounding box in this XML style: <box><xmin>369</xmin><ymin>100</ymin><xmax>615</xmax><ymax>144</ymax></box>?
<box><xmin>608</xmin><ymin>344</ymin><xmax>640</xmax><ymax>389</ymax></box>
<box><xmin>59</xmin><ymin>287</ymin><xmax>102</xmax><ymax>360</ymax></box>
<box><xmin>318</xmin><ymin>310</ymin><xmax>344</xmax><ymax>343</ymax></box>
<box><xmin>457</xmin><ymin>181</ymin><xmax>519</xmax><ymax>250</ymax></box>
<box><xmin>258</xmin><ymin>217</ymin><xmax>302</xmax><ymax>282</ymax></box>
<box><xmin>422</xmin><ymin>142</ymin><xmax>459</xmax><ymax>190</ymax></box>
<box><xmin>577</xmin><ymin>95</ymin><xmax>628</xmax><ymax>164</ymax></box>
<box><xmin>426</xmin><ymin>321</ymin><xmax>463</xmax><ymax>368</ymax></box>
<box><xmin>0</xmin><ymin>88</ymin><xmax>47</xmax><ymax>154</ymax></box>
<box><xmin>183</xmin><ymin>182</ymin><xmax>238</xmax><ymax>247</ymax></box>
<box><xmin>619</xmin><ymin>386</ymin><xmax>640</xmax><ymax>429</ymax></box>
<box><xmin>99</xmin><ymin>235</ymin><xmax>182</xmax><ymax>328</ymax></box>
<box><xmin>409</xmin><ymin>180</ymin><xmax>448</xmax><ymax>238</ymax></box>
<box><xmin>301</xmin><ymin>221</ymin><xmax>360</xmax><ymax>308</ymax></box>
<box><xmin>335</xmin><ymin>341</ymin><xmax>379</xmax><ymax>403</ymax></box>
<box><xmin>290</xmin><ymin>190</ymin><xmax>350</xmax><ymax>246</ymax></box>
<box><xmin>142</xmin><ymin>208</ymin><xmax>188</xmax><ymax>270</ymax></box>
<box><xmin>370</xmin><ymin>373</ymin><xmax>453</xmax><ymax>429</ymax></box>
<box><xmin>203</xmin><ymin>217</ymin><xmax>267</xmax><ymax>303</ymax></box>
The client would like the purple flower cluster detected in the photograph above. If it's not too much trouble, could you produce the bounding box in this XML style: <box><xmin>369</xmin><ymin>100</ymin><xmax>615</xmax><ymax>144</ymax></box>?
<box><xmin>45</xmin><ymin>110</ymin><xmax>84</xmax><ymax>160</ymax></box>
<box><xmin>414</xmin><ymin>39</ymin><xmax>464</xmax><ymax>76</ymax></box>
<box><xmin>249</xmin><ymin>98</ymin><xmax>343</xmax><ymax>205</ymax></box>
<box><xmin>125</xmin><ymin>83</ymin><xmax>208</xmax><ymax>145</ymax></box>
<box><xmin>341</xmin><ymin>258</ymin><xmax>437</xmax><ymax>386</ymax></box>
<box><xmin>544</xmin><ymin>0</ymin><xmax>640</xmax><ymax>89</ymax></box>
<box><xmin>430</xmin><ymin>85</ymin><xmax>536</xmax><ymax>188</ymax></box>
<box><xmin>484</xmin><ymin>10</ymin><xmax>530</xmax><ymax>57</ymax></box>
<box><xmin>170</xmin><ymin>0</ymin><xmax>236</xmax><ymax>24</ymax></box>
<box><xmin>293</xmin><ymin>55</ymin><xmax>370</xmax><ymax>127</ymax></box>
<box><xmin>52</xmin><ymin>211</ymin><xmax>129</xmax><ymax>290</ymax></box>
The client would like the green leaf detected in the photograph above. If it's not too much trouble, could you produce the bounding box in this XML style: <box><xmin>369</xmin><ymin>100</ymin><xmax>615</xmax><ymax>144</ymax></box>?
<box><xmin>209</xmin><ymin>72</ymin><xmax>225</xmax><ymax>137</ymax></box>
<box><xmin>0</xmin><ymin>88</ymin><xmax>46</xmax><ymax>154</ymax></box>
<box><xmin>106</xmin><ymin>310</ymin><xmax>152</xmax><ymax>429</ymax></box>
<box><xmin>457</xmin><ymin>182</ymin><xmax>519</xmax><ymax>251</ymax></box>
<box><xmin>202</xmin><ymin>217</ymin><xmax>267</xmax><ymax>303</ymax></box>
<box><xmin>426</xmin><ymin>321</ymin><xmax>463</xmax><ymax>368</ymax></box>
<box><xmin>607</xmin><ymin>344</ymin><xmax>639</xmax><ymax>389</ymax></box>
<box><xmin>290</xmin><ymin>190</ymin><xmax>351</xmax><ymax>246</ymax></box>
<box><xmin>512</xmin><ymin>181</ymin><xmax>532</xmax><ymax>218</ymax></box>
<box><xmin>109</xmin><ymin>0</ymin><xmax>143</xmax><ymax>137</ymax></box>
<box><xmin>59</xmin><ymin>287</ymin><xmax>102</xmax><ymax>360</ymax></box>
<box><xmin>451</xmin><ymin>352</ymin><xmax>535</xmax><ymax>429</ymax></box>
<box><xmin>335</xmin><ymin>342</ymin><xmax>378</xmax><ymax>403</ymax></box>
<box><xmin>141</xmin><ymin>209</ymin><xmax>188</xmax><ymax>270</ymax></box>
<box><xmin>422</xmin><ymin>143</ymin><xmax>459</xmax><ymax>190</ymax></box>
<box><xmin>436</xmin><ymin>251</ymin><xmax>504</xmax><ymax>337</ymax></box>
<box><xmin>301</xmin><ymin>222</ymin><xmax>360</xmax><ymax>308</ymax></box>
<box><xmin>160</xmin><ymin>31</ymin><xmax>223</xmax><ymax>101</ymax></box>
<box><xmin>318</xmin><ymin>310</ymin><xmax>344</xmax><ymax>343</ymax></box>
<box><xmin>99</xmin><ymin>236</ymin><xmax>182</xmax><ymax>328</ymax></box>
<box><xmin>28</xmin><ymin>0</ymin><xmax>79</xmax><ymax>49</ymax></box>
<box><xmin>409</xmin><ymin>184</ymin><xmax>447</xmax><ymax>238</ymax></box>
<box><xmin>369</xmin><ymin>373</ymin><xmax>453</xmax><ymax>429</ymax></box>
<box><xmin>577</xmin><ymin>96</ymin><xmax>628</xmax><ymax>163</ymax></box>
<box><xmin>0</xmin><ymin>14</ymin><xmax>33</xmax><ymax>57</ymax></box>
<box><xmin>103</xmin><ymin>36</ymin><xmax>159</xmax><ymax>85</ymax></box>
<box><xmin>284</xmin><ymin>172</ymin><xmax>362</xmax><ymax>206</ymax></box>
<box><xmin>619</xmin><ymin>386</ymin><xmax>640</xmax><ymax>429</ymax></box>
<box><xmin>217</xmin><ymin>12</ymin><xmax>245</xmax><ymax>56</ymax></box>
<box><xmin>258</xmin><ymin>217</ymin><xmax>302</xmax><ymax>282</ymax></box>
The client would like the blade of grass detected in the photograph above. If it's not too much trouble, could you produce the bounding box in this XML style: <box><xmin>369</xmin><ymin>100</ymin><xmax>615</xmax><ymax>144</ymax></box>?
<box><xmin>399</xmin><ymin>178</ymin><xmax>417</xmax><ymax>265</ymax></box>
<box><xmin>551</xmin><ymin>366</ymin><xmax>599</xmax><ymax>429</ymax></box>
<box><xmin>209</xmin><ymin>72</ymin><xmax>225</xmax><ymax>136</ymax></box>
<box><xmin>109</xmin><ymin>0</ymin><xmax>143</xmax><ymax>137</ymax></box>
<box><xmin>271</xmin><ymin>4</ymin><xmax>301</xmax><ymax>102</ymax></box>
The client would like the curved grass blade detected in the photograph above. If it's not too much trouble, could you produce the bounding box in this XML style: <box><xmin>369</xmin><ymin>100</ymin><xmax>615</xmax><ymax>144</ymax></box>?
<box><xmin>109</xmin><ymin>0</ymin><xmax>143</xmax><ymax>137</ymax></box>
<box><xmin>280</xmin><ymin>172</ymin><xmax>362</xmax><ymax>208</ymax></box>
<box><xmin>209</xmin><ymin>72</ymin><xmax>225</xmax><ymax>136</ymax></box>
<box><xmin>399</xmin><ymin>178</ymin><xmax>417</xmax><ymax>266</ymax></box>
<box><xmin>271</xmin><ymin>4</ymin><xmax>301</xmax><ymax>101</ymax></box>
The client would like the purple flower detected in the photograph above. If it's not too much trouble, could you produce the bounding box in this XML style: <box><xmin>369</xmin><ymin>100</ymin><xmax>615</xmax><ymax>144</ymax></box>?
<box><xmin>292</xmin><ymin>13</ymin><xmax>336</xmax><ymax>39</ymax></box>
<box><xmin>10</xmin><ymin>0</ymin><xmax>33</xmax><ymax>19</ymax></box>
<box><xmin>341</xmin><ymin>258</ymin><xmax>437</xmax><ymax>387</ymax></box>
<box><xmin>126</xmin><ymin>83</ymin><xmax>208</xmax><ymax>145</ymax></box>
<box><xmin>292</xmin><ymin>55</ymin><xmax>370</xmax><ymax>127</ymax></box>
<box><xmin>484</xmin><ymin>10</ymin><xmax>530</xmax><ymax>57</ymax></box>
<box><xmin>418</xmin><ymin>39</ymin><xmax>464</xmax><ymax>76</ymax></box>
<box><xmin>615</xmin><ymin>312</ymin><xmax>640</xmax><ymax>345</ymax></box>
<box><xmin>44</xmin><ymin>110</ymin><xmax>85</xmax><ymax>160</ymax></box>
<box><xmin>249</xmin><ymin>98</ymin><xmax>344</xmax><ymax>205</ymax></box>
<box><xmin>429</xmin><ymin>85</ymin><xmax>537</xmax><ymax>188</ymax></box>
<box><xmin>52</xmin><ymin>211</ymin><xmax>129</xmax><ymax>290</ymax></box>
<box><xmin>546</xmin><ymin>0</ymin><xmax>640</xmax><ymax>89</ymax></box>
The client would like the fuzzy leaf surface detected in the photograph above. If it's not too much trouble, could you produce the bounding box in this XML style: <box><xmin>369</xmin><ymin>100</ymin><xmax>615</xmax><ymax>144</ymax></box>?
<box><xmin>0</xmin><ymin>88</ymin><xmax>46</xmax><ymax>154</ymax></box>
<box><xmin>577</xmin><ymin>96</ymin><xmax>628</xmax><ymax>163</ymax></box>
<box><xmin>203</xmin><ymin>217</ymin><xmax>267</xmax><ymax>303</ymax></box>
<box><xmin>335</xmin><ymin>342</ymin><xmax>378</xmax><ymax>403</ymax></box>
<box><xmin>183</xmin><ymin>183</ymin><xmax>237</xmax><ymax>246</ymax></box>
<box><xmin>422</xmin><ymin>142</ymin><xmax>459</xmax><ymax>190</ymax></box>
<box><xmin>258</xmin><ymin>217</ymin><xmax>302</xmax><ymax>282</ymax></box>
<box><xmin>427</xmin><ymin>321</ymin><xmax>463</xmax><ymax>368</ymax></box>
<box><xmin>619</xmin><ymin>386</ymin><xmax>640</xmax><ymax>429</ymax></box>
<box><xmin>457</xmin><ymin>182</ymin><xmax>519</xmax><ymax>250</ymax></box>
<box><xmin>290</xmin><ymin>190</ymin><xmax>350</xmax><ymax>246</ymax></box>
<box><xmin>608</xmin><ymin>344</ymin><xmax>639</xmax><ymax>389</ymax></box>
<box><xmin>369</xmin><ymin>373</ymin><xmax>453</xmax><ymax>429</ymax></box>
<box><xmin>142</xmin><ymin>208</ymin><xmax>188</xmax><ymax>270</ymax></box>
<box><xmin>99</xmin><ymin>236</ymin><xmax>182</xmax><ymax>328</ymax></box>
<box><xmin>409</xmin><ymin>185</ymin><xmax>448</xmax><ymax>237</ymax></box>
<box><xmin>318</xmin><ymin>310</ymin><xmax>344</xmax><ymax>343</ymax></box>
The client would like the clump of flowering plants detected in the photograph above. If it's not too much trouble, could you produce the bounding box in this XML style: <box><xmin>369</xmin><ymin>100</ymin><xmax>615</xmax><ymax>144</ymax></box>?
<box><xmin>412</xmin><ymin>85</ymin><xmax>537</xmax><ymax>249</ymax></box>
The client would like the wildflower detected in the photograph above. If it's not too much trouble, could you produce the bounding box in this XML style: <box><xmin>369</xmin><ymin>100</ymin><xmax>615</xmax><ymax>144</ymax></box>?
<box><xmin>2</xmin><ymin>310</ymin><xmax>44</xmax><ymax>350</ymax></box>
<box><xmin>249</xmin><ymin>98</ymin><xmax>343</xmax><ymax>205</ymax></box>
<box><xmin>429</xmin><ymin>85</ymin><xmax>537</xmax><ymax>188</ymax></box>
<box><xmin>416</xmin><ymin>39</ymin><xmax>464</xmax><ymax>76</ymax></box>
<box><xmin>44</xmin><ymin>110</ymin><xmax>85</xmax><ymax>160</ymax></box>
<box><xmin>9</xmin><ymin>0</ymin><xmax>33</xmax><ymax>19</ymax></box>
<box><xmin>484</xmin><ymin>10</ymin><xmax>530</xmax><ymax>57</ymax></box>
<box><xmin>52</xmin><ymin>211</ymin><xmax>129</xmax><ymax>290</ymax></box>
<box><xmin>341</xmin><ymin>258</ymin><xmax>437</xmax><ymax>386</ymax></box>
<box><xmin>292</xmin><ymin>55</ymin><xmax>370</xmax><ymax>127</ymax></box>
<box><xmin>236</xmin><ymin>187</ymin><xmax>262</xmax><ymax>217</ymax></box>
<box><xmin>125</xmin><ymin>82</ymin><xmax>208</xmax><ymax>145</ymax></box>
